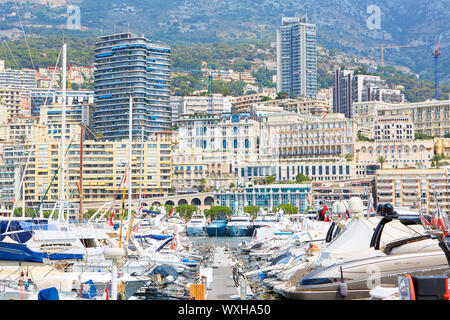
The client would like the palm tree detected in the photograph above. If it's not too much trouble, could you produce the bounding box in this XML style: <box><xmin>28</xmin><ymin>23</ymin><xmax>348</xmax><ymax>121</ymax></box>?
<box><xmin>377</xmin><ymin>156</ymin><xmax>385</xmax><ymax>169</ymax></box>
<box><xmin>432</xmin><ymin>155</ymin><xmax>442</xmax><ymax>168</ymax></box>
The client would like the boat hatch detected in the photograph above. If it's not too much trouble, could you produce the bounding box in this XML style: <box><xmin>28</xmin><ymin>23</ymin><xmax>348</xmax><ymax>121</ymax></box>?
<box><xmin>80</xmin><ymin>238</ymin><xmax>97</xmax><ymax>248</ymax></box>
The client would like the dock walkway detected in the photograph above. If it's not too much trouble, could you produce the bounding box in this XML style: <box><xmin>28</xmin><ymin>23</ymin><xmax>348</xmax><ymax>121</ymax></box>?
<box><xmin>206</xmin><ymin>246</ymin><xmax>238</xmax><ymax>300</ymax></box>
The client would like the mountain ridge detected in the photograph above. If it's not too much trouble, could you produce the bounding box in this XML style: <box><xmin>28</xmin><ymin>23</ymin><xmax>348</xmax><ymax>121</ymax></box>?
<box><xmin>0</xmin><ymin>0</ymin><xmax>448</xmax><ymax>83</ymax></box>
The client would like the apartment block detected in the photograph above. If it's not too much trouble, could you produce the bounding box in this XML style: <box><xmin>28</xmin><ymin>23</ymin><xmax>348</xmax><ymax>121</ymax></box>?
<box><xmin>0</xmin><ymin>62</ymin><xmax>37</xmax><ymax>89</ymax></box>
<box><xmin>353</xmin><ymin>99</ymin><xmax>450</xmax><ymax>137</ymax></box>
<box><xmin>0</xmin><ymin>115</ymin><xmax>47</xmax><ymax>143</ymax></box>
<box><xmin>215</xmin><ymin>183</ymin><xmax>312</xmax><ymax>213</ymax></box>
<box><xmin>375</xmin><ymin>168</ymin><xmax>450</xmax><ymax>215</ymax></box>
<box><xmin>1</xmin><ymin>132</ymin><xmax>172</xmax><ymax>207</ymax></box>
<box><xmin>94</xmin><ymin>32</ymin><xmax>171</xmax><ymax>141</ymax></box>
<box><xmin>374</xmin><ymin>116</ymin><xmax>415</xmax><ymax>142</ymax></box>
<box><xmin>0</xmin><ymin>88</ymin><xmax>24</xmax><ymax>118</ymax></box>
<box><xmin>170</xmin><ymin>94</ymin><xmax>231</xmax><ymax>120</ymax></box>
<box><xmin>276</xmin><ymin>17</ymin><xmax>317</xmax><ymax>98</ymax></box>
<box><xmin>263</xmin><ymin>112</ymin><xmax>356</xmax><ymax>161</ymax></box>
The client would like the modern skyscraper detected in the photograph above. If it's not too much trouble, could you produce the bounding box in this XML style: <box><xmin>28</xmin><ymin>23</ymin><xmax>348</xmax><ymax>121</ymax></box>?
<box><xmin>333</xmin><ymin>69</ymin><xmax>354</xmax><ymax>118</ymax></box>
<box><xmin>276</xmin><ymin>17</ymin><xmax>317</xmax><ymax>98</ymax></box>
<box><xmin>94</xmin><ymin>33</ymin><xmax>171</xmax><ymax>141</ymax></box>
<box><xmin>333</xmin><ymin>70</ymin><xmax>406</xmax><ymax>119</ymax></box>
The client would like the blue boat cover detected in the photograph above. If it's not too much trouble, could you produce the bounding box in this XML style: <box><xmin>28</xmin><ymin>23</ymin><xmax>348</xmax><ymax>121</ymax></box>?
<box><xmin>38</xmin><ymin>287</ymin><xmax>59</xmax><ymax>300</ymax></box>
<box><xmin>257</xmin><ymin>272</ymin><xmax>267</xmax><ymax>280</ymax></box>
<box><xmin>0</xmin><ymin>220</ymin><xmax>51</xmax><ymax>244</ymax></box>
<box><xmin>0</xmin><ymin>242</ymin><xmax>83</xmax><ymax>263</ymax></box>
<box><xmin>142</xmin><ymin>210</ymin><xmax>160</xmax><ymax>214</ymax></box>
<box><xmin>82</xmin><ymin>280</ymin><xmax>97</xmax><ymax>299</ymax></box>
<box><xmin>135</xmin><ymin>234</ymin><xmax>172</xmax><ymax>241</ymax></box>
<box><xmin>182</xmin><ymin>258</ymin><xmax>198</xmax><ymax>265</ymax></box>
<box><xmin>150</xmin><ymin>265</ymin><xmax>178</xmax><ymax>280</ymax></box>
<box><xmin>156</xmin><ymin>237</ymin><xmax>174</xmax><ymax>252</ymax></box>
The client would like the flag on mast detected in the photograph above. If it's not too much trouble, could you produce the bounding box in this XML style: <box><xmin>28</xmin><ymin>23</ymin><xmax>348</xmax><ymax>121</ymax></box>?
<box><xmin>366</xmin><ymin>197</ymin><xmax>374</xmax><ymax>218</ymax></box>
<box><xmin>109</xmin><ymin>210</ymin><xmax>114</xmax><ymax>226</ymax></box>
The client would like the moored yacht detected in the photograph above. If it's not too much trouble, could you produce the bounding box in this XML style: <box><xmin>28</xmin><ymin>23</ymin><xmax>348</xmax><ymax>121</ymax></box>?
<box><xmin>205</xmin><ymin>219</ymin><xmax>228</xmax><ymax>237</ymax></box>
<box><xmin>186</xmin><ymin>212</ymin><xmax>207</xmax><ymax>237</ymax></box>
<box><xmin>279</xmin><ymin>202</ymin><xmax>448</xmax><ymax>300</ymax></box>
<box><xmin>254</xmin><ymin>209</ymin><xmax>279</xmax><ymax>228</ymax></box>
<box><xmin>226</xmin><ymin>213</ymin><xmax>255</xmax><ymax>237</ymax></box>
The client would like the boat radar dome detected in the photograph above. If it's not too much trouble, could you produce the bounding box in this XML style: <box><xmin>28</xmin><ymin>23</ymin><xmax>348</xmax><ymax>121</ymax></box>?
<box><xmin>348</xmin><ymin>197</ymin><xmax>363</xmax><ymax>219</ymax></box>
<box><xmin>332</xmin><ymin>201</ymin><xmax>347</xmax><ymax>216</ymax></box>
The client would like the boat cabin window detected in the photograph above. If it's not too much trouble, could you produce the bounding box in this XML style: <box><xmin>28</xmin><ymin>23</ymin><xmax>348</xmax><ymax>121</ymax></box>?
<box><xmin>40</xmin><ymin>243</ymin><xmax>72</xmax><ymax>250</ymax></box>
<box><xmin>80</xmin><ymin>238</ymin><xmax>97</xmax><ymax>248</ymax></box>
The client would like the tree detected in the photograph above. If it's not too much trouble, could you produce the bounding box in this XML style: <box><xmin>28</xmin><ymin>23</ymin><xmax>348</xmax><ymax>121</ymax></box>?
<box><xmin>357</xmin><ymin>131</ymin><xmax>374</xmax><ymax>142</ymax></box>
<box><xmin>229</xmin><ymin>183</ymin><xmax>235</xmax><ymax>188</ymax></box>
<box><xmin>377</xmin><ymin>156</ymin><xmax>386</xmax><ymax>169</ymax></box>
<box><xmin>277</xmin><ymin>91</ymin><xmax>289</xmax><ymax>99</ymax></box>
<box><xmin>345</xmin><ymin>153</ymin><xmax>354</xmax><ymax>161</ymax></box>
<box><xmin>432</xmin><ymin>155</ymin><xmax>442</xmax><ymax>168</ymax></box>
<box><xmin>243</xmin><ymin>205</ymin><xmax>261</xmax><ymax>217</ymax></box>
<box><xmin>274</xmin><ymin>203</ymin><xmax>298</xmax><ymax>215</ymax></box>
<box><xmin>265</xmin><ymin>175</ymin><xmax>275</xmax><ymax>184</ymax></box>
<box><xmin>175</xmin><ymin>204</ymin><xmax>199</xmax><ymax>219</ymax></box>
<box><xmin>199</xmin><ymin>178</ymin><xmax>207</xmax><ymax>192</ymax></box>
<box><xmin>204</xmin><ymin>206</ymin><xmax>232</xmax><ymax>219</ymax></box>
<box><xmin>13</xmin><ymin>207</ymin><xmax>34</xmax><ymax>217</ymax></box>
<box><xmin>295</xmin><ymin>173</ymin><xmax>311</xmax><ymax>183</ymax></box>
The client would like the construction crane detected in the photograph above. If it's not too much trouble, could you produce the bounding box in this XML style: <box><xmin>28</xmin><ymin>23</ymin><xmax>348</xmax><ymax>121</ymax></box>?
<box><xmin>207</xmin><ymin>70</ymin><xmax>227</xmax><ymax>113</ymax></box>
<box><xmin>433</xmin><ymin>40</ymin><xmax>441</xmax><ymax>100</ymax></box>
<box><xmin>172</xmin><ymin>68</ymin><xmax>227</xmax><ymax>113</ymax></box>
<box><xmin>374</xmin><ymin>44</ymin><xmax>417</xmax><ymax>66</ymax></box>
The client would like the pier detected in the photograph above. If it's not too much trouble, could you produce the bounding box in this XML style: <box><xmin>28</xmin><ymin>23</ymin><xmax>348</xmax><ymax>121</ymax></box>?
<box><xmin>207</xmin><ymin>246</ymin><xmax>238</xmax><ymax>300</ymax></box>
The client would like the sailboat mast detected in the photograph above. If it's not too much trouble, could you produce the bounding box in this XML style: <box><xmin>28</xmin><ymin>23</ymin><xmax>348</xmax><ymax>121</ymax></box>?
<box><xmin>128</xmin><ymin>96</ymin><xmax>132</xmax><ymax>222</ymax></box>
<box><xmin>22</xmin><ymin>164</ymin><xmax>25</xmax><ymax>218</ymax></box>
<box><xmin>59</xmin><ymin>42</ymin><xmax>67</xmax><ymax>222</ymax></box>
<box><xmin>138</xmin><ymin>129</ymin><xmax>143</xmax><ymax>210</ymax></box>
<box><xmin>79</xmin><ymin>122</ymin><xmax>83</xmax><ymax>223</ymax></box>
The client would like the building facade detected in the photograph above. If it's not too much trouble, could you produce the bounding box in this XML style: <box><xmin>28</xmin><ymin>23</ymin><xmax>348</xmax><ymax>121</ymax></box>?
<box><xmin>353</xmin><ymin>99</ymin><xmax>450</xmax><ymax>138</ymax></box>
<box><xmin>94</xmin><ymin>32</ymin><xmax>171</xmax><ymax>141</ymax></box>
<box><xmin>215</xmin><ymin>183</ymin><xmax>312</xmax><ymax>213</ymax></box>
<box><xmin>375</xmin><ymin>168</ymin><xmax>449</xmax><ymax>215</ymax></box>
<box><xmin>1</xmin><ymin>132</ymin><xmax>172</xmax><ymax>207</ymax></box>
<box><xmin>276</xmin><ymin>17</ymin><xmax>317</xmax><ymax>98</ymax></box>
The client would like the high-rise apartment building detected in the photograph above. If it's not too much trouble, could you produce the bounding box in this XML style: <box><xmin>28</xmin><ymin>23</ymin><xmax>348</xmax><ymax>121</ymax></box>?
<box><xmin>334</xmin><ymin>71</ymin><xmax>405</xmax><ymax>118</ymax></box>
<box><xmin>94</xmin><ymin>33</ymin><xmax>171</xmax><ymax>141</ymax></box>
<box><xmin>276</xmin><ymin>17</ymin><xmax>317</xmax><ymax>98</ymax></box>
<box><xmin>333</xmin><ymin>69</ymin><xmax>354</xmax><ymax>118</ymax></box>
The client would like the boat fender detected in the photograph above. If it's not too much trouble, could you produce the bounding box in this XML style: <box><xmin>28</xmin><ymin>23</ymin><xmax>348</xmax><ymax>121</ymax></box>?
<box><xmin>339</xmin><ymin>266</ymin><xmax>348</xmax><ymax>298</ymax></box>
<box><xmin>339</xmin><ymin>282</ymin><xmax>348</xmax><ymax>298</ymax></box>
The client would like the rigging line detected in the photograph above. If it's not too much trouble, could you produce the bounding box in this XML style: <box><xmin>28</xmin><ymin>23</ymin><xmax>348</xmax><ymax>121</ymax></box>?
<box><xmin>0</xmin><ymin>42</ymin><xmax>11</xmax><ymax>67</ymax></box>
<box><xmin>17</xmin><ymin>0</ymin><xmax>43</xmax><ymax>68</ymax></box>
<box><xmin>13</xmin><ymin>0</ymin><xmax>35</xmax><ymax>70</ymax></box>
<box><xmin>34</xmin><ymin>135</ymin><xmax>76</xmax><ymax>219</ymax></box>
<box><xmin>42</xmin><ymin>46</ymin><xmax>62</xmax><ymax>108</ymax></box>
<box><xmin>3</xmin><ymin>41</ymin><xmax>21</xmax><ymax>70</ymax></box>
